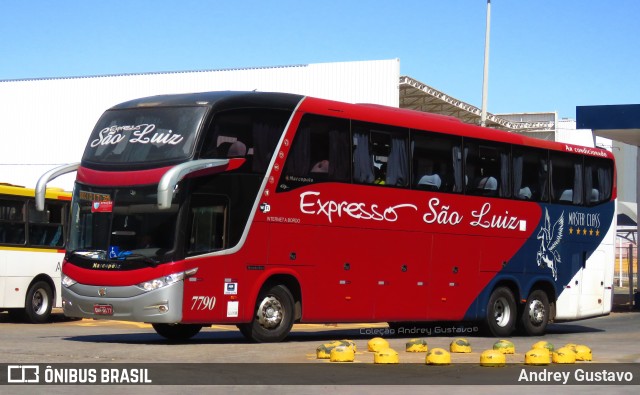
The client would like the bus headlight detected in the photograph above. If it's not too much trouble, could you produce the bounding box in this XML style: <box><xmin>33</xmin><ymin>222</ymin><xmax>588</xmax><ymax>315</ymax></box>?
<box><xmin>137</xmin><ymin>268</ymin><xmax>198</xmax><ymax>292</ymax></box>
<box><xmin>62</xmin><ymin>274</ymin><xmax>77</xmax><ymax>288</ymax></box>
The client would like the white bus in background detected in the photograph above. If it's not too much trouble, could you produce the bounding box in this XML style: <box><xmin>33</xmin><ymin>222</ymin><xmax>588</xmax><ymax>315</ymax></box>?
<box><xmin>0</xmin><ymin>183</ymin><xmax>71</xmax><ymax>322</ymax></box>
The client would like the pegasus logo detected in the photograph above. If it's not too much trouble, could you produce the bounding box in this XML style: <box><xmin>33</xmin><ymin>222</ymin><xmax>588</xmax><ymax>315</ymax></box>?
<box><xmin>536</xmin><ymin>209</ymin><xmax>564</xmax><ymax>281</ymax></box>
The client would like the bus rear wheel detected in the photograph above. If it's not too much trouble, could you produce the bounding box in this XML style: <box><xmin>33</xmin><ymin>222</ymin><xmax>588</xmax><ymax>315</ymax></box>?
<box><xmin>520</xmin><ymin>289</ymin><xmax>550</xmax><ymax>336</ymax></box>
<box><xmin>25</xmin><ymin>281</ymin><xmax>53</xmax><ymax>323</ymax></box>
<box><xmin>152</xmin><ymin>323</ymin><xmax>202</xmax><ymax>341</ymax></box>
<box><xmin>485</xmin><ymin>286</ymin><xmax>516</xmax><ymax>337</ymax></box>
<box><xmin>238</xmin><ymin>284</ymin><xmax>295</xmax><ymax>343</ymax></box>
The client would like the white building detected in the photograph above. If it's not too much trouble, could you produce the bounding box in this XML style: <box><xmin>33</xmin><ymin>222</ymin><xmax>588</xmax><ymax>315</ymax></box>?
<box><xmin>0</xmin><ymin>59</ymin><xmax>400</xmax><ymax>190</ymax></box>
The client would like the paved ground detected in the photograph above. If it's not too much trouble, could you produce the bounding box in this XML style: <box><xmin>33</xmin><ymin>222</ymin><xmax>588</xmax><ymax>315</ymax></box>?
<box><xmin>0</xmin><ymin>287</ymin><xmax>638</xmax><ymax>395</ymax></box>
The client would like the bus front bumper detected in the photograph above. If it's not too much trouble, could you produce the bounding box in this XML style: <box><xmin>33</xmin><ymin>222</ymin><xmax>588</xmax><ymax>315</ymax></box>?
<box><xmin>61</xmin><ymin>281</ymin><xmax>183</xmax><ymax>323</ymax></box>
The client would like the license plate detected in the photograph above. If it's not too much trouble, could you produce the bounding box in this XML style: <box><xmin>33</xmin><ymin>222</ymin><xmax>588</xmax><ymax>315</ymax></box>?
<box><xmin>94</xmin><ymin>304</ymin><xmax>113</xmax><ymax>315</ymax></box>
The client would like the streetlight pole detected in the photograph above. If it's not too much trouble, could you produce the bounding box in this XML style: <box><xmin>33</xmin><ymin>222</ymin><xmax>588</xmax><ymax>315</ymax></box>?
<box><xmin>480</xmin><ymin>0</ymin><xmax>491</xmax><ymax>127</ymax></box>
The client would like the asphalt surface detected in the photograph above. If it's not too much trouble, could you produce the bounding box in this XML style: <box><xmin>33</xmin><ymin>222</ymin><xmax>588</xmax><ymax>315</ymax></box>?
<box><xmin>0</xmin><ymin>291</ymin><xmax>638</xmax><ymax>395</ymax></box>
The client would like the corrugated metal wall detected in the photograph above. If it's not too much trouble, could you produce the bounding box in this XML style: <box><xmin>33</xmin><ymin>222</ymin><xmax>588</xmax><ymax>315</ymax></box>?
<box><xmin>0</xmin><ymin>59</ymin><xmax>400</xmax><ymax>189</ymax></box>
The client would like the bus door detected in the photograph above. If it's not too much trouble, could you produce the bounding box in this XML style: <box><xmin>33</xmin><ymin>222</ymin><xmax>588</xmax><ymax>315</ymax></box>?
<box><xmin>601</xmin><ymin>230</ymin><xmax>616</xmax><ymax>311</ymax></box>
<box><xmin>182</xmin><ymin>194</ymin><xmax>230</xmax><ymax>323</ymax></box>
<box><xmin>373</xmin><ymin>230</ymin><xmax>428</xmax><ymax>321</ymax></box>
<box><xmin>555</xmin><ymin>249</ymin><xmax>583</xmax><ymax>320</ymax></box>
<box><xmin>557</xmin><ymin>246</ymin><xmax>610</xmax><ymax>319</ymax></box>
<box><xmin>578</xmin><ymin>249</ymin><xmax>609</xmax><ymax>317</ymax></box>
<box><xmin>578</xmin><ymin>220</ymin><xmax>616</xmax><ymax>316</ymax></box>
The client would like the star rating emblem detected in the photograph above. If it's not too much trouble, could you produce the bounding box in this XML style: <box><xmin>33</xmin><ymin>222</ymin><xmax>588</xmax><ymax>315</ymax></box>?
<box><xmin>568</xmin><ymin>227</ymin><xmax>601</xmax><ymax>237</ymax></box>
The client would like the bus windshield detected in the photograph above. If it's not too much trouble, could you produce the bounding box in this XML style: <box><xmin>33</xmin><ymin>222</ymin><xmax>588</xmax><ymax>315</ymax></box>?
<box><xmin>82</xmin><ymin>106</ymin><xmax>206</xmax><ymax>166</ymax></box>
<box><xmin>68</xmin><ymin>185</ymin><xmax>179</xmax><ymax>265</ymax></box>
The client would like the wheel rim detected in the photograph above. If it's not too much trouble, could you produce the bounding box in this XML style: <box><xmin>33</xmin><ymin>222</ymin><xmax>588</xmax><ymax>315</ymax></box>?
<box><xmin>493</xmin><ymin>296</ymin><xmax>511</xmax><ymax>328</ymax></box>
<box><xmin>257</xmin><ymin>295</ymin><xmax>284</xmax><ymax>329</ymax></box>
<box><xmin>32</xmin><ymin>288</ymin><xmax>49</xmax><ymax>316</ymax></box>
<box><xmin>527</xmin><ymin>299</ymin><xmax>546</xmax><ymax>325</ymax></box>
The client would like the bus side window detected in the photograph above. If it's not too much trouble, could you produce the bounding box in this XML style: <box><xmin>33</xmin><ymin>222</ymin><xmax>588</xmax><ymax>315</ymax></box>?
<box><xmin>550</xmin><ymin>152</ymin><xmax>583</xmax><ymax>205</ymax></box>
<box><xmin>352</xmin><ymin>126</ymin><xmax>375</xmax><ymax>184</ymax></box>
<box><xmin>28</xmin><ymin>201</ymin><xmax>66</xmax><ymax>247</ymax></box>
<box><xmin>187</xmin><ymin>195</ymin><xmax>228</xmax><ymax>255</ymax></box>
<box><xmin>279</xmin><ymin>114</ymin><xmax>350</xmax><ymax>191</ymax></box>
<box><xmin>412</xmin><ymin>131</ymin><xmax>460</xmax><ymax>193</ymax></box>
<box><xmin>584</xmin><ymin>156</ymin><xmax>613</xmax><ymax>206</ymax></box>
<box><xmin>199</xmin><ymin>109</ymin><xmax>289</xmax><ymax>174</ymax></box>
<box><xmin>0</xmin><ymin>198</ymin><xmax>26</xmax><ymax>245</ymax></box>
<box><xmin>464</xmin><ymin>139</ymin><xmax>510</xmax><ymax>198</ymax></box>
<box><xmin>353</xmin><ymin>121</ymin><xmax>409</xmax><ymax>187</ymax></box>
<box><xmin>512</xmin><ymin>147</ymin><xmax>549</xmax><ymax>202</ymax></box>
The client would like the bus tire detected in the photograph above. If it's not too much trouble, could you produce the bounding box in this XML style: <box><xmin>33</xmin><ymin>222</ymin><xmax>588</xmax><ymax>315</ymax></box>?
<box><xmin>152</xmin><ymin>323</ymin><xmax>202</xmax><ymax>341</ymax></box>
<box><xmin>485</xmin><ymin>286</ymin><xmax>516</xmax><ymax>337</ymax></box>
<box><xmin>25</xmin><ymin>281</ymin><xmax>53</xmax><ymax>323</ymax></box>
<box><xmin>239</xmin><ymin>284</ymin><xmax>295</xmax><ymax>343</ymax></box>
<box><xmin>520</xmin><ymin>289</ymin><xmax>550</xmax><ymax>336</ymax></box>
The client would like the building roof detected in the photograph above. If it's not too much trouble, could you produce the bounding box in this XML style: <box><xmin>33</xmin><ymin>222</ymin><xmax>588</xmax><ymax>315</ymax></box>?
<box><xmin>399</xmin><ymin>76</ymin><xmax>555</xmax><ymax>133</ymax></box>
<box><xmin>576</xmin><ymin>104</ymin><xmax>640</xmax><ymax>147</ymax></box>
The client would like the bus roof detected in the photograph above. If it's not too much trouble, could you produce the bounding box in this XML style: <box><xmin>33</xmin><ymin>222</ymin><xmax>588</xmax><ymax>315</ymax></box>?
<box><xmin>0</xmin><ymin>183</ymin><xmax>71</xmax><ymax>200</ymax></box>
<box><xmin>111</xmin><ymin>91</ymin><xmax>304</xmax><ymax>112</ymax></box>
<box><xmin>108</xmin><ymin>91</ymin><xmax>613</xmax><ymax>161</ymax></box>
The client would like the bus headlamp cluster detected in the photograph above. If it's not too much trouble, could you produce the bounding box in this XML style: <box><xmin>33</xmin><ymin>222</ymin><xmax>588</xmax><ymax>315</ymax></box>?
<box><xmin>138</xmin><ymin>273</ymin><xmax>183</xmax><ymax>291</ymax></box>
<box><xmin>61</xmin><ymin>274</ymin><xmax>77</xmax><ymax>288</ymax></box>
<box><xmin>137</xmin><ymin>268</ymin><xmax>198</xmax><ymax>292</ymax></box>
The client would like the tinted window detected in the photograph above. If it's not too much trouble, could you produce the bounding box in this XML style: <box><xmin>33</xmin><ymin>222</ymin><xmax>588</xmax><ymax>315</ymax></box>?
<box><xmin>464</xmin><ymin>139</ymin><xmax>511</xmax><ymax>197</ymax></box>
<box><xmin>189</xmin><ymin>174</ymin><xmax>260</xmax><ymax>249</ymax></box>
<box><xmin>28</xmin><ymin>201</ymin><xmax>66</xmax><ymax>247</ymax></box>
<box><xmin>0</xmin><ymin>198</ymin><xmax>25</xmax><ymax>245</ymax></box>
<box><xmin>584</xmin><ymin>157</ymin><xmax>613</xmax><ymax>206</ymax></box>
<box><xmin>0</xmin><ymin>198</ymin><xmax>66</xmax><ymax>247</ymax></box>
<box><xmin>512</xmin><ymin>147</ymin><xmax>549</xmax><ymax>202</ymax></box>
<box><xmin>279</xmin><ymin>114</ymin><xmax>351</xmax><ymax>191</ymax></box>
<box><xmin>412</xmin><ymin>131</ymin><xmax>462</xmax><ymax>193</ymax></box>
<box><xmin>200</xmin><ymin>109</ymin><xmax>291</xmax><ymax>174</ymax></box>
<box><xmin>550</xmin><ymin>152</ymin><xmax>583</xmax><ymax>205</ymax></box>
<box><xmin>187</xmin><ymin>195</ymin><xmax>228</xmax><ymax>255</ymax></box>
<box><xmin>352</xmin><ymin>121</ymin><xmax>409</xmax><ymax>187</ymax></box>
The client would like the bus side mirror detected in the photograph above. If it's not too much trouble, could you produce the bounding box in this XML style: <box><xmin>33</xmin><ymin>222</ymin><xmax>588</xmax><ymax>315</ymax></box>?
<box><xmin>35</xmin><ymin>163</ymin><xmax>79</xmax><ymax>211</ymax></box>
<box><xmin>157</xmin><ymin>159</ymin><xmax>231</xmax><ymax>209</ymax></box>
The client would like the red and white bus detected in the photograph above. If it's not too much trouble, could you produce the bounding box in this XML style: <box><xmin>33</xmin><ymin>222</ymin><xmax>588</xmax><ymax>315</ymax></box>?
<box><xmin>37</xmin><ymin>91</ymin><xmax>616</xmax><ymax>341</ymax></box>
<box><xmin>1</xmin><ymin>183</ymin><xmax>71</xmax><ymax>322</ymax></box>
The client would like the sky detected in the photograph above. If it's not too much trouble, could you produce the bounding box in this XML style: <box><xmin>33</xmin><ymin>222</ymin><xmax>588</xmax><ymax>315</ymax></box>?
<box><xmin>1</xmin><ymin>0</ymin><xmax>638</xmax><ymax>119</ymax></box>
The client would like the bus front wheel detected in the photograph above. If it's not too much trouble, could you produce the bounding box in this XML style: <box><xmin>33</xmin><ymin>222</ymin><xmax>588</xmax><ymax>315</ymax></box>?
<box><xmin>25</xmin><ymin>281</ymin><xmax>53</xmax><ymax>323</ymax></box>
<box><xmin>152</xmin><ymin>323</ymin><xmax>202</xmax><ymax>341</ymax></box>
<box><xmin>238</xmin><ymin>284</ymin><xmax>295</xmax><ymax>343</ymax></box>
<box><xmin>520</xmin><ymin>289</ymin><xmax>550</xmax><ymax>336</ymax></box>
<box><xmin>485</xmin><ymin>286</ymin><xmax>516</xmax><ymax>337</ymax></box>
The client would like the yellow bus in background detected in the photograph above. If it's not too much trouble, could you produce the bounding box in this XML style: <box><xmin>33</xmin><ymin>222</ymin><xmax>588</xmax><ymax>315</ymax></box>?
<box><xmin>0</xmin><ymin>183</ymin><xmax>71</xmax><ymax>322</ymax></box>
